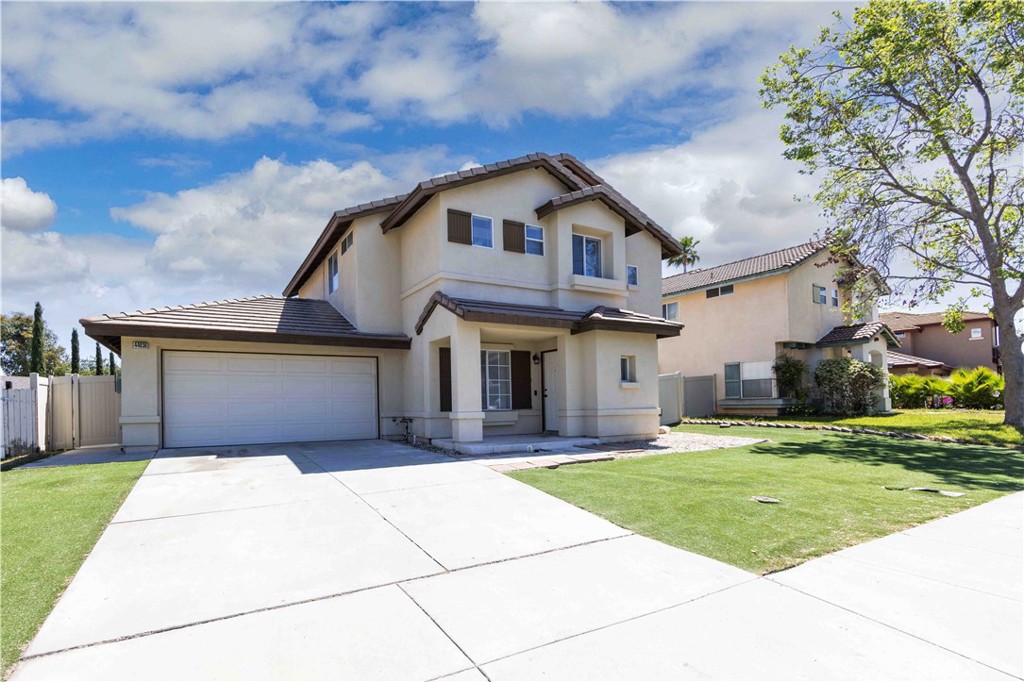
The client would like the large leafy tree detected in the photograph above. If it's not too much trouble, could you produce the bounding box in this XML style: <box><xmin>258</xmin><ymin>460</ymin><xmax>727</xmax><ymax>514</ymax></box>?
<box><xmin>0</xmin><ymin>311</ymin><xmax>69</xmax><ymax>376</ymax></box>
<box><xmin>761</xmin><ymin>0</ymin><xmax>1023</xmax><ymax>426</ymax></box>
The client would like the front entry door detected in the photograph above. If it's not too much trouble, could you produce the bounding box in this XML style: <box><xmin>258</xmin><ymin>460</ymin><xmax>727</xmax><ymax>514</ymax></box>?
<box><xmin>542</xmin><ymin>350</ymin><xmax>559</xmax><ymax>433</ymax></box>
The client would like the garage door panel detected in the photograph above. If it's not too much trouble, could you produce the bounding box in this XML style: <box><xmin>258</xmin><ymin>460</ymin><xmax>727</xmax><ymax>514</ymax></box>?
<box><xmin>281</xmin><ymin>357</ymin><xmax>329</xmax><ymax>373</ymax></box>
<box><xmin>329</xmin><ymin>358</ymin><xmax>374</xmax><ymax>375</ymax></box>
<box><xmin>226</xmin><ymin>376</ymin><xmax>280</xmax><ymax>397</ymax></box>
<box><xmin>282</xmin><ymin>376</ymin><xmax>330</xmax><ymax>399</ymax></box>
<box><xmin>281</xmin><ymin>401</ymin><xmax>332</xmax><ymax>418</ymax></box>
<box><xmin>163</xmin><ymin>354</ymin><xmax>225</xmax><ymax>372</ymax></box>
<box><xmin>226</xmin><ymin>357</ymin><xmax>279</xmax><ymax>373</ymax></box>
<box><xmin>163</xmin><ymin>351</ymin><xmax>378</xmax><ymax>448</ymax></box>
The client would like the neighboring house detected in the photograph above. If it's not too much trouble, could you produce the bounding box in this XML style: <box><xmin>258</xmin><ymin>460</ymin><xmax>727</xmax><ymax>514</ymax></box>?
<box><xmin>82</xmin><ymin>153</ymin><xmax>683</xmax><ymax>449</ymax></box>
<box><xmin>658</xmin><ymin>241</ymin><xmax>898</xmax><ymax>417</ymax></box>
<box><xmin>880</xmin><ymin>311</ymin><xmax>1000</xmax><ymax>374</ymax></box>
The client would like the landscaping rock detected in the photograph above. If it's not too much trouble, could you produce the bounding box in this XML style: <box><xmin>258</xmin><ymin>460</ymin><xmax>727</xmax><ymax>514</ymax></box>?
<box><xmin>751</xmin><ymin>495</ymin><xmax>781</xmax><ymax>504</ymax></box>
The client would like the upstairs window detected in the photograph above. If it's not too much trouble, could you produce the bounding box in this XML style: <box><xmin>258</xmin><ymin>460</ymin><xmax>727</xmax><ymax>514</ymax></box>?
<box><xmin>831</xmin><ymin>289</ymin><xmax>839</xmax><ymax>307</ymax></box>
<box><xmin>706</xmin><ymin>284</ymin><xmax>734</xmax><ymax>299</ymax></box>
<box><xmin>471</xmin><ymin>215</ymin><xmax>493</xmax><ymax>248</ymax></box>
<box><xmin>328</xmin><ymin>253</ymin><xmax>339</xmax><ymax>294</ymax></box>
<box><xmin>525</xmin><ymin>225</ymin><xmax>544</xmax><ymax>255</ymax></box>
<box><xmin>626</xmin><ymin>265</ymin><xmax>639</xmax><ymax>286</ymax></box>
<box><xmin>813</xmin><ymin>284</ymin><xmax>827</xmax><ymax>305</ymax></box>
<box><xmin>970</xmin><ymin>327</ymin><xmax>983</xmax><ymax>340</ymax></box>
<box><xmin>572</xmin><ymin>234</ymin><xmax>603</xmax><ymax>277</ymax></box>
<box><xmin>662</xmin><ymin>302</ymin><xmax>679</xmax><ymax>321</ymax></box>
<box><xmin>341</xmin><ymin>232</ymin><xmax>353</xmax><ymax>255</ymax></box>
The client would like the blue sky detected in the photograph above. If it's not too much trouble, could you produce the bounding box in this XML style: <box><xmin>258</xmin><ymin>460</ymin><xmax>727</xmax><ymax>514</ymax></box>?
<box><xmin>3</xmin><ymin>0</ymin><xmax>942</xmax><ymax>352</ymax></box>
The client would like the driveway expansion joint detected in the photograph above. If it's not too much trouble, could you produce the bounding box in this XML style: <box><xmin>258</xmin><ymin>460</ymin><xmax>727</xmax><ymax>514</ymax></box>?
<box><xmin>398</xmin><ymin>584</ymin><xmax>491</xmax><ymax>681</ymax></box>
<box><xmin>767</xmin><ymin>579</ymin><xmax>1020</xmax><ymax>679</ymax></box>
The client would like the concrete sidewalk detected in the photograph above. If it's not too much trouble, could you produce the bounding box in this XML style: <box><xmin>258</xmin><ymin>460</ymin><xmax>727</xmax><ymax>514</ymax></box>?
<box><xmin>11</xmin><ymin>440</ymin><xmax>1022</xmax><ymax>681</ymax></box>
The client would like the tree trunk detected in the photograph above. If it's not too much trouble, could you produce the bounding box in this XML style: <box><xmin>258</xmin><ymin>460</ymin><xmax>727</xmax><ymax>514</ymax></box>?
<box><xmin>994</xmin><ymin>299</ymin><xmax>1023</xmax><ymax>427</ymax></box>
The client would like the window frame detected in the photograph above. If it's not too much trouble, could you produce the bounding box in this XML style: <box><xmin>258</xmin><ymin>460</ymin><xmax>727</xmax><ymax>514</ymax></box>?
<box><xmin>705</xmin><ymin>284</ymin><xmax>734</xmax><ymax>298</ymax></box>
<box><xmin>620</xmin><ymin>355</ymin><xmax>637</xmax><ymax>383</ymax></box>
<box><xmin>813</xmin><ymin>284</ymin><xmax>827</xmax><ymax>305</ymax></box>
<box><xmin>572</xmin><ymin>233</ymin><xmax>603</xmax><ymax>278</ymax></box>
<box><xmin>525</xmin><ymin>224</ymin><xmax>544</xmax><ymax>256</ymax></box>
<box><xmin>340</xmin><ymin>232</ymin><xmax>353</xmax><ymax>255</ymax></box>
<box><xmin>662</xmin><ymin>302</ymin><xmax>679</xmax><ymax>321</ymax></box>
<box><xmin>480</xmin><ymin>349</ymin><xmax>512</xmax><ymax>411</ymax></box>
<box><xmin>626</xmin><ymin>264</ymin><xmax>639</xmax><ymax>286</ymax></box>
<box><xmin>471</xmin><ymin>214</ymin><xmax>494</xmax><ymax>249</ymax></box>
<box><xmin>724</xmin><ymin>362</ymin><xmax>742</xmax><ymax>398</ymax></box>
<box><xmin>327</xmin><ymin>252</ymin><xmax>339</xmax><ymax>294</ymax></box>
<box><xmin>970</xmin><ymin>327</ymin><xmax>983</xmax><ymax>340</ymax></box>
<box><xmin>831</xmin><ymin>288</ymin><xmax>839</xmax><ymax>307</ymax></box>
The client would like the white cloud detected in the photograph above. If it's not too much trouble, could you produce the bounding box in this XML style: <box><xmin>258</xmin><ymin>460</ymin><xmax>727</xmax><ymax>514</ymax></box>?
<box><xmin>593</xmin><ymin>110</ymin><xmax>824</xmax><ymax>271</ymax></box>
<box><xmin>2</xmin><ymin>2</ymin><xmax>848</xmax><ymax>153</ymax></box>
<box><xmin>1</xmin><ymin>177</ymin><xmax>58</xmax><ymax>231</ymax></box>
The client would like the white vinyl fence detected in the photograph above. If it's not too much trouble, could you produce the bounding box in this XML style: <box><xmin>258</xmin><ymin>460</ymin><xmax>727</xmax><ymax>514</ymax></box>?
<box><xmin>2</xmin><ymin>373</ymin><xmax>120</xmax><ymax>458</ymax></box>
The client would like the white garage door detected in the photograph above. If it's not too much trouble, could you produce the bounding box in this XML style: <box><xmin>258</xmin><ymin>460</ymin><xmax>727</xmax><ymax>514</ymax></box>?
<box><xmin>162</xmin><ymin>351</ymin><xmax>378</xmax><ymax>448</ymax></box>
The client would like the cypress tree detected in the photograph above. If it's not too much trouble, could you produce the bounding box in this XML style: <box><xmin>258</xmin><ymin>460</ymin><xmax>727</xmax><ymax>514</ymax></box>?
<box><xmin>109</xmin><ymin>351</ymin><xmax>117</xmax><ymax>374</ymax></box>
<box><xmin>71</xmin><ymin>329</ymin><xmax>80</xmax><ymax>374</ymax></box>
<box><xmin>29</xmin><ymin>302</ymin><xmax>44</xmax><ymax>374</ymax></box>
<box><xmin>95</xmin><ymin>342</ymin><xmax>104</xmax><ymax>376</ymax></box>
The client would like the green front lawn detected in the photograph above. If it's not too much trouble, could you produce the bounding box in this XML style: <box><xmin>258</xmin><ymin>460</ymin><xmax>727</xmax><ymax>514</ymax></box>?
<box><xmin>1</xmin><ymin>461</ymin><xmax>147</xmax><ymax>677</ymax></box>
<box><xmin>511</xmin><ymin>425</ymin><xmax>1023</xmax><ymax>574</ymax></box>
<box><xmin>749</xmin><ymin>409</ymin><xmax>1021</xmax><ymax>448</ymax></box>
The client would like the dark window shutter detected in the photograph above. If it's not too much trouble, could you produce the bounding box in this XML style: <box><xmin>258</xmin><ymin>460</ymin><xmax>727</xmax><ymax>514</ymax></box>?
<box><xmin>447</xmin><ymin>209</ymin><xmax>472</xmax><ymax>245</ymax></box>
<box><xmin>572</xmin><ymin>234</ymin><xmax>585</xmax><ymax>275</ymax></box>
<box><xmin>510</xmin><ymin>351</ymin><xmax>532</xmax><ymax>409</ymax></box>
<box><xmin>439</xmin><ymin>347</ymin><xmax>452</xmax><ymax>412</ymax></box>
<box><xmin>503</xmin><ymin>220</ymin><xmax>526</xmax><ymax>253</ymax></box>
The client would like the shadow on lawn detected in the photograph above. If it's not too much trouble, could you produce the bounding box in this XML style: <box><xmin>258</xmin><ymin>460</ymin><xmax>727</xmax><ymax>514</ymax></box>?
<box><xmin>755</xmin><ymin>435</ymin><xmax>1024</xmax><ymax>492</ymax></box>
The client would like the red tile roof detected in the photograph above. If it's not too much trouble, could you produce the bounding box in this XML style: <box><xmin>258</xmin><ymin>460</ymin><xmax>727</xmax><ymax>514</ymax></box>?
<box><xmin>662</xmin><ymin>241</ymin><xmax>828</xmax><ymax>296</ymax></box>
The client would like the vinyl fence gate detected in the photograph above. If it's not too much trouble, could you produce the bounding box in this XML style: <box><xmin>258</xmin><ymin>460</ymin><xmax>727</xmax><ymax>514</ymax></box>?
<box><xmin>2</xmin><ymin>373</ymin><xmax>120</xmax><ymax>458</ymax></box>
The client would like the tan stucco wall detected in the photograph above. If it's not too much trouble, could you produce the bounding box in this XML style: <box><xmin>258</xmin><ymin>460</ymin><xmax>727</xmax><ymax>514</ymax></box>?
<box><xmin>118</xmin><ymin>336</ymin><xmax>406</xmax><ymax>448</ymax></box>
<box><xmin>905</xmin><ymin>320</ymin><xmax>997</xmax><ymax>370</ymax></box>
<box><xmin>784</xmin><ymin>253</ymin><xmax>846</xmax><ymax>343</ymax></box>
<box><xmin>659</xmin><ymin>273</ymin><xmax>790</xmax><ymax>399</ymax></box>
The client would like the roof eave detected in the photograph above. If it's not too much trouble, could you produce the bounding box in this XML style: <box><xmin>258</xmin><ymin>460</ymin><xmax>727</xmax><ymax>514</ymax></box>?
<box><xmin>80</xmin><ymin>321</ymin><xmax>412</xmax><ymax>350</ymax></box>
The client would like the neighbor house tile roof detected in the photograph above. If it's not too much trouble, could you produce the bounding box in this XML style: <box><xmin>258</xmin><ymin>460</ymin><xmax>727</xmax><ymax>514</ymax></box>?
<box><xmin>415</xmin><ymin>291</ymin><xmax>682</xmax><ymax>338</ymax></box>
<box><xmin>662</xmin><ymin>241</ymin><xmax>828</xmax><ymax>296</ymax></box>
<box><xmin>81</xmin><ymin>295</ymin><xmax>411</xmax><ymax>354</ymax></box>
<box><xmin>284</xmin><ymin>151</ymin><xmax>682</xmax><ymax>297</ymax></box>
<box><xmin>887</xmin><ymin>351</ymin><xmax>952</xmax><ymax>371</ymax></box>
<box><xmin>880</xmin><ymin>311</ymin><xmax>992</xmax><ymax>332</ymax></box>
<box><xmin>816</xmin><ymin>321</ymin><xmax>900</xmax><ymax>348</ymax></box>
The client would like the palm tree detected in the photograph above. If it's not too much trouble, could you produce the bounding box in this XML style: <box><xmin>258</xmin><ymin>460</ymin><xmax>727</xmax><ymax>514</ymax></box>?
<box><xmin>668</xmin><ymin>236</ymin><xmax>701</xmax><ymax>272</ymax></box>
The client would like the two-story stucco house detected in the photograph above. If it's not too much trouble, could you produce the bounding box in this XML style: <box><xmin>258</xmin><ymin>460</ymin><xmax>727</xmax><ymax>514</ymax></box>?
<box><xmin>880</xmin><ymin>311</ymin><xmax>1001</xmax><ymax>375</ymax></box>
<box><xmin>82</xmin><ymin>153</ymin><xmax>683</xmax><ymax>450</ymax></box>
<box><xmin>658</xmin><ymin>241</ymin><xmax>898</xmax><ymax>417</ymax></box>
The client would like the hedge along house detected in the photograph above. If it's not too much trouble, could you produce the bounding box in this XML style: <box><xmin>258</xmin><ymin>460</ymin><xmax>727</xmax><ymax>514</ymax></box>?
<box><xmin>658</xmin><ymin>241</ymin><xmax>899</xmax><ymax>417</ymax></box>
<box><xmin>83</xmin><ymin>153</ymin><xmax>683</xmax><ymax>450</ymax></box>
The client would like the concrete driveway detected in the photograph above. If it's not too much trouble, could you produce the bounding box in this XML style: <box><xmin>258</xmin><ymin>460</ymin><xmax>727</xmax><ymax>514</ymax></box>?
<box><xmin>12</xmin><ymin>440</ymin><xmax>1022</xmax><ymax>681</ymax></box>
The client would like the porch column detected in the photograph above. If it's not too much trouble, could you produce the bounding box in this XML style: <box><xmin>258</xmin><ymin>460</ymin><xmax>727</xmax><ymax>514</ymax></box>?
<box><xmin>449</xmin><ymin>322</ymin><xmax>484</xmax><ymax>442</ymax></box>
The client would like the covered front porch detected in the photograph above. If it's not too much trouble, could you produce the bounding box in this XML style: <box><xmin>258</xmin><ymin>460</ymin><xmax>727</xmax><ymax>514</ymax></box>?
<box><xmin>412</xmin><ymin>292</ymin><xmax>678</xmax><ymax>445</ymax></box>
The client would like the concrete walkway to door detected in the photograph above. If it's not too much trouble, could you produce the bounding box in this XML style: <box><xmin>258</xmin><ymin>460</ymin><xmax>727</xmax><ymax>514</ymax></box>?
<box><xmin>11</xmin><ymin>440</ymin><xmax>1021</xmax><ymax>681</ymax></box>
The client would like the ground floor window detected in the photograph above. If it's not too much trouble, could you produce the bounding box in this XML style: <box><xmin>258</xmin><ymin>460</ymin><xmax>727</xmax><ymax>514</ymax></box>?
<box><xmin>724</xmin><ymin>362</ymin><xmax>741</xmax><ymax>398</ymax></box>
<box><xmin>481</xmin><ymin>350</ymin><xmax>511</xmax><ymax>410</ymax></box>
<box><xmin>620</xmin><ymin>355</ymin><xmax>637</xmax><ymax>382</ymax></box>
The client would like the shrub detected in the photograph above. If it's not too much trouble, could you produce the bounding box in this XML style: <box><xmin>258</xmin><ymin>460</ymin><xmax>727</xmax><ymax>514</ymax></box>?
<box><xmin>772</xmin><ymin>354</ymin><xmax>807</xmax><ymax>400</ymax></box>
<box><xmin>814</xmin><ymin>357</ymin><xmax>884</xmax><ymax>415</ymax></box>
<box><xmin>947</xmin><ymin>367</ymin><xmax>1004</xmax><ymax>409</ymax></box>
<box><xmin>889</xmin><ymin>374</ymin><xmax>950</xmax><ymax>409</ymax></box>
